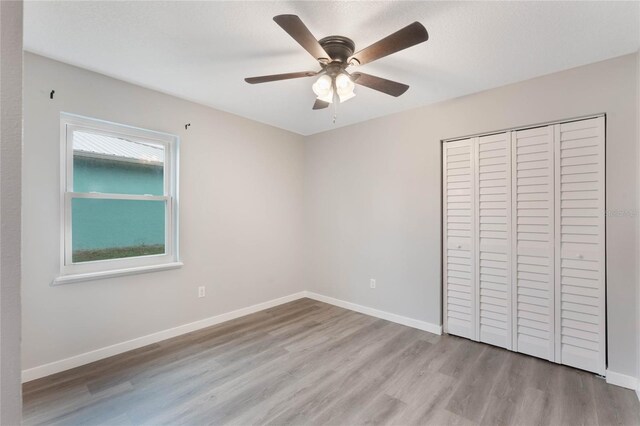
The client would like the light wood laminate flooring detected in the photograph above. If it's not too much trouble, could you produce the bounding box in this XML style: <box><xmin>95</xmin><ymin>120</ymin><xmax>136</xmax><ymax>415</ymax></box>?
<box><xmin>23</xmin><ymin>298</ymin><xmax>640</xmax><ymax>425</ymax></box>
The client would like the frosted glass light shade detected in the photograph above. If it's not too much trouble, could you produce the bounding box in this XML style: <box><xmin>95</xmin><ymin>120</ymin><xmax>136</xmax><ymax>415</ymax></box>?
<box><xmin>335</xmin><ymin>73</ymin><xmax>355</xmax><ymax>103</ymax></box>
<box><xmin>335</xmin><ymin>73</ymin><xmax>353</xmax><ymax>92</ymax></box>
<box><xmin>312</xmin><ymin>75</ymin><xmax>333</xmax><ymax>97</ymax></box>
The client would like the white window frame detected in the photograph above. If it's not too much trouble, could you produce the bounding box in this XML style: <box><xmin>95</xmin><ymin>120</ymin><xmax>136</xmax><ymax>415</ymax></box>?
<box><xmin>54</xmin><ymin>113</ymin><xmax>181</xmax><ymax>285</ymax></box>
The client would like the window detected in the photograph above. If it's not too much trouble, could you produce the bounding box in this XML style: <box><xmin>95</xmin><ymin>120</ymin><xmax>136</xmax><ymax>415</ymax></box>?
<box><xmin>55</xmin><ymin>113</ymin><xmax>181</xmax><ymax>284</ymax></box>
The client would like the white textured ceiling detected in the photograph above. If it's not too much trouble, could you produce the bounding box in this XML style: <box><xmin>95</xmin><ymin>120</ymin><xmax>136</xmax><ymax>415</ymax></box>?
<box><xmin>25</xmin><ymin>1</ymin><xmax>639</xmax><ymax>135</ymax></box>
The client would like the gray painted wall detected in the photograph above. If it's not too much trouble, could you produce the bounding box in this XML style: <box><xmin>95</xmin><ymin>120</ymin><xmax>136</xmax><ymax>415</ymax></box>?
<box><xmin>22</xmin><ymin>53</ymin><xmax>306</xmax><ymax>371</ymax></box>
<box><xmin>1</xmin><ymin>0</ymin><xmax>23</xmax><ymax>422</ymax></box>
<box><xmin>305</xmin><ymin>53</ymin><xmax>639</xmax><ymax>377</ymax></box>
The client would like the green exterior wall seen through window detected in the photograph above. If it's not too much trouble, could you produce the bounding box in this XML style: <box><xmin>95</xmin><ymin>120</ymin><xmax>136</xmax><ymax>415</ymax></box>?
<box><xmin>72</xmin><ymin>157</ymin><xmax>165</xmax><ymax>260</ymax></box>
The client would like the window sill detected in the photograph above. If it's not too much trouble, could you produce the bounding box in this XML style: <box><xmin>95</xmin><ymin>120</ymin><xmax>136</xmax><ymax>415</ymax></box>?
<box><xmin>52</xmin><ymin>261</ymin><xmax>184</xmax><ymax>286</ymax></box>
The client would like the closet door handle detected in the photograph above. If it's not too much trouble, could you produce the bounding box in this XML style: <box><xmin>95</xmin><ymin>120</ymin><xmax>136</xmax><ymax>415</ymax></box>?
<box><xmin>456</xmin><ymin>244</ymin><xmax>462</xmax><ymax>249</ymax></box>
<box><xmin>576</xmin><ymin>254</ymin><xmax>584</xmax><ymax>259</ymax></box>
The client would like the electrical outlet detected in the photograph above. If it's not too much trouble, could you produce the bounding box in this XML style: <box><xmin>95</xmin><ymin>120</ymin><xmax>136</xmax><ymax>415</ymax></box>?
<box><xmin>370</xmin><ymin>279</ymin><xmax>376</xmax><ymax>289</ymax></box>
<box><xmin>198</xmin><ymin>286</ymin><xmax>206</xmax><ymax>298</ymax></box>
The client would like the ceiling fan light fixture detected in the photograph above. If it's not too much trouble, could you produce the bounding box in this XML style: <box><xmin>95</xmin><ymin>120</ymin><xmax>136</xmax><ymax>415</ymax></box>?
<box><xmin>335</xmin><ymin>72</ymin><xmax>356</xmax><ymax>103</ymax></box>
<box><xmin>335</xmin><ymin>73</ymin><xmax>353</xmax><ymax>91</ymax></box>
<box><xmin>312</xmin><ymin>74</ymin><xmax>333</xmax><ymax>97</ymax></box>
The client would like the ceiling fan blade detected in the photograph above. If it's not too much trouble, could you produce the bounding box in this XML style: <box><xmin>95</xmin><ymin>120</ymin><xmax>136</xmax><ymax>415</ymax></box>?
<box><xmin>245</xmin><ymin>71</ymin><xmax>317</xmax><ymax>84</ymax></box>
<box><xmin>351</xmin><ymin>72</ymin><xmax>409</xmax><ymax>97</ymax></box>
<box><xmin>312</xmin><ymin>99</ymin><xmax>330</xmax><ymax>110</ymax></box>
<box><xmin>273</xmin><ymin>15</ymin><xmax>330</xmax><ymax>62</ymax></box>
<box><xmin>349</xmin><ymin>22</ymin><xmax>428</xmax><ymax>66</ymax></box>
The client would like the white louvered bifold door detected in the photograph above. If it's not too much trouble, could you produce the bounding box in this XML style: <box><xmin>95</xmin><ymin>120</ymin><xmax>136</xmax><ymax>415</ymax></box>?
<box><xmin>512</xmin><ymin>126</ymin><xmax>556</xmax><ymax>361</ymax></box>
<box><xmin>554</xmin><ymin>117</ymin><xmax>605</xmax><ymax>375</ymax></box>
<box><xmin>476</xmin><ymin>133</ymin><xmax>512</xmax><ymax>349</ymax></box>
<box><xmin>443</xmin><ymin>138</ymin><xmax>477</xmax><ymax>340</ymax></box>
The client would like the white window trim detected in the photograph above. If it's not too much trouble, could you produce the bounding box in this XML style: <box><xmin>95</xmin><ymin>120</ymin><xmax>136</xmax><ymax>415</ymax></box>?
<box><xmin>53</xmin><ymin>113</ymin><xmax>181</xmax><ymax>285</ymax></box>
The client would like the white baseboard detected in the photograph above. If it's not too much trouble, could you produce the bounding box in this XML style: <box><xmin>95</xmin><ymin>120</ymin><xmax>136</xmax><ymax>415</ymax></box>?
<box><xmin>606</xmin><ymin>369</ymin><xmax>638</xmax><ymax>391</ymax></box>
<box><xmin>23</xmin><ymin>290</ymin><xmax>443</xmax><ymax>383</ymax></box>
<box><xmin>304</xmin><ymin>291</ymin><xmax>442</xmax><ymax>335</ymax></box>
<box><xmin>22</xmin><ymin>291</ymin><xmax>307</xmax><ymax>383</ymax></box>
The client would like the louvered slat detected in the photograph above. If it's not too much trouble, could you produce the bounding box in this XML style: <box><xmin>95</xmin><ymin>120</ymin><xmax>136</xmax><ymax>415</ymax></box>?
<box><xmin>554</xmin><ymin>116</ymin><xmax>605</xmax><ymax>375</ymax></box>
<box><xmin>443</xmin><ymin>139</ymin><xmax>476</xmax><ymax>339</ymax></box>
<box><xmin>512</xmin><ymin>126</ymin><xmax>555</xmax><ymax>361</ymax></box>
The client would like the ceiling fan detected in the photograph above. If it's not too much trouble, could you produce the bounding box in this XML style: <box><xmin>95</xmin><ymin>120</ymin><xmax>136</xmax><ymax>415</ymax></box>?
<box><xmin>245</xmin><ymin>15</ymin><xmax>428</xmax><ymax>110</ymax></box>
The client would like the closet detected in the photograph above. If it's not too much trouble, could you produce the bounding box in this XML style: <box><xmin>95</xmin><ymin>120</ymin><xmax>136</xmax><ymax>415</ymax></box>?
<box><xmin>442</xmin><ymin>116</ymin><xmax>605</xmax><ymax>375</ymax></box>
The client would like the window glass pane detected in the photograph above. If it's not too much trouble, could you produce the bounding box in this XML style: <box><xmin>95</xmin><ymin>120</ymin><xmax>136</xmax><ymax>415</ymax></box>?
<box><xmin>71</xmin><ymin>198</ymin><xmax>165</xmax><ymax>263</ymax></box>
<box><xmin>73</xmin><ymin>131</ymin><xmax>164</xmax><ymax>195</ymax></box>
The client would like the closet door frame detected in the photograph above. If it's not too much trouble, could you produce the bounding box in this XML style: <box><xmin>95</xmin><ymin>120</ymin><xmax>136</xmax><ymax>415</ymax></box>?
<box><xmin>597</xmin><ymin>117</ymin><xmax>606</xmax><ymax>375</ymax></box>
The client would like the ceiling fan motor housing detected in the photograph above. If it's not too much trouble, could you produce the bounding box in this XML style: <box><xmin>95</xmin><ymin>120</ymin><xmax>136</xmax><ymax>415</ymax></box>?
<box><xmin>318</xmin><ymin>36</ymin><xmax>355</xmax><ymax>64</ymax></box>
